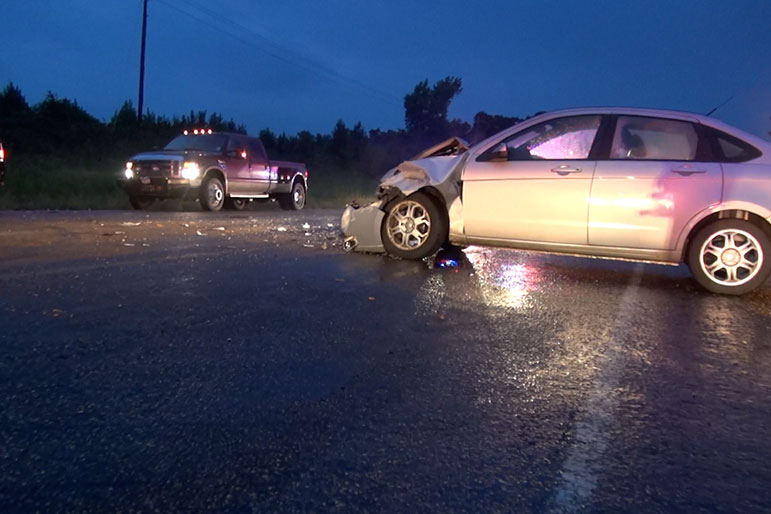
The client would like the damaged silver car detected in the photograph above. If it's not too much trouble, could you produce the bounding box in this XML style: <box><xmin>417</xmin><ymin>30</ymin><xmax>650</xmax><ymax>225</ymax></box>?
<box><xmin>341</xmin><ymin>107</ymin><xmax>771</xmax><ymax>295</ymax></box>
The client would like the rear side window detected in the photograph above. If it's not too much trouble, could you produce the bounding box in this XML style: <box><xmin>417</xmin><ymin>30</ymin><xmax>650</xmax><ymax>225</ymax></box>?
<box><xmin>704</xmin><ymin>127</ymin><xmax>762</xmax><ymax>162</ymax></box>
<box><xmin>610</xmin><ymin>116</ymin><xmax>699</xmax><ymax>161</ymax></box>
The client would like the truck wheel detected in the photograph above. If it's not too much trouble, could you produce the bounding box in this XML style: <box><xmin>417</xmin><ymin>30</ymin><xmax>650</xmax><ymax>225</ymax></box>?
<box><xmin>129</xmin><ymin>195</ymin><xmax>155</xmax><ymax>210</ymax></box>
<box><xmin>200</xmin><ymin>176</ymin><xmax>225</xmax><ymax>211</ymax></box>
<box><xmin>381</xmin><ymin>192</ymin><xmax>447</xmax><ymax>259</ymax></box>
<box><xmin>279</xmin><ymin>181</ymin><xmax>306</xmax><ymax>211</ymax></box>
<box><xmin>224</xmin><ymin>197</ymin><xmax>248</xmax><ymax>210</ymax></box>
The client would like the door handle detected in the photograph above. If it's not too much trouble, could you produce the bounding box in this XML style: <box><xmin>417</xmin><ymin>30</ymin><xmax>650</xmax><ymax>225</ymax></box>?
<box><xmin>671</xmin><ymin>166</ymin><xmax>706</xmax><ymax>176</ymax></box>
<box><xmin>551</xmin><ymin>165</ymin><xmax>581</xmax><ymax>176</ymax></box>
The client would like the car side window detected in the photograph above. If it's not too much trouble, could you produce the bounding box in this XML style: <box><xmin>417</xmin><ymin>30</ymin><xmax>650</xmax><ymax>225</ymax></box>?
<box><xmin>479</xmin><ymin>115</ymin><xmax>602</xmax><ymax>161</ymax></box>
<box><xmin>610</xmin><ymin>116</ymin><xmax>698</xmax><ymax>161</ymax></box>
<box><xmin>704</xmin><ymin>127</ymin><xmax>762</xmax><ymax>163</ymax></box>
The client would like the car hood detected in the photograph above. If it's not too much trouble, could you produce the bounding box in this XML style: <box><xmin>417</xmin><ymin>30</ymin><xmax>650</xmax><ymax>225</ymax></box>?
<box><xmin>379</xmin><ymin>137</ymin><xmax>470</xmax><ymax>199</ymax></box>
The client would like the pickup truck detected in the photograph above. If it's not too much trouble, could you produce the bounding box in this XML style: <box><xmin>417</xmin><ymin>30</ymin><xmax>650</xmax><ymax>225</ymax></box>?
<box><xmin>118</xmin><ymin>130</ymin><xmax>308</xmax><ymax>211</ymax></box>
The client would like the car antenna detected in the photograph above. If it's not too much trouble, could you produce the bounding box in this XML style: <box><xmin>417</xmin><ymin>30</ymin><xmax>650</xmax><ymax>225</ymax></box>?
<box><xmin>706</xmin><ymin>95</ymin><xmax>734</xmax><ymax>116</ymax></box>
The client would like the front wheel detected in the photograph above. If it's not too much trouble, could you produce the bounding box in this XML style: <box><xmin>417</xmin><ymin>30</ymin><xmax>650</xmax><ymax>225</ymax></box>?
<box><xmin>129</xmin><ymin>195</ymin><xmax>155</xmax><ymax>210</ymax></box>
<box><xmin>687</xmin><ymin>219</ymin><xmax>771</xmax><ymax>295</ymax></box>
<box><xmin>279</xmin><ymin>181</ymin><xmax>306</xmax><ymax>211</ymax></box>
<box><xmin>381</xmin><ymin>192</ymin><xmax>447</xmax><ymax>259</ymax></box>
<box><xmin>199</xmin><ymin>176</ymin><xmax>225</xmax><ymax>211</ymax></box>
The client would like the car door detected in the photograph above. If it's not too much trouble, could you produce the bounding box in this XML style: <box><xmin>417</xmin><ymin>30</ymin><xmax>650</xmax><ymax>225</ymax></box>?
<box><xmin>588</xmin><ymin>115</ymin><xmax>722</xmax><ymax>250</ymax></box>
<box><xmin>461</xmin><ymin>114</ymin><xmax>603</xmax><ymax>245</ymax></box>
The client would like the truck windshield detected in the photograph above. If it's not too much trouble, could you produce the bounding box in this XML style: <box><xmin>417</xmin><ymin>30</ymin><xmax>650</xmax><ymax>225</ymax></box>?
<box><xmin>165</xmin><ymin>135</ymin><xmax>228</xmax><ymax>153</ymax></box>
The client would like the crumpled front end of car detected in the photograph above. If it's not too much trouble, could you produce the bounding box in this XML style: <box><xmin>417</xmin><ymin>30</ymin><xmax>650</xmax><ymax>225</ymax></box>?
<box><xmin>341</xmin><ymin>137</ymin><xmax>470</xmax><ymax>254</ymax></box>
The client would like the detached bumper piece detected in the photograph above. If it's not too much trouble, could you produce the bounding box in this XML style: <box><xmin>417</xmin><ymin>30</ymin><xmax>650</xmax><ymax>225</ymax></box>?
<box><xmin>340</xmin><ymin>201</ymin><xmax>386</xmax><ymax>253</ymax></box>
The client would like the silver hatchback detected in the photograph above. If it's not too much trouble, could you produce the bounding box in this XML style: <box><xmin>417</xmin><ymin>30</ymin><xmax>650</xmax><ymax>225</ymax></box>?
<box><xmin>341</xmin><ymin>107</ymin><xmax>771</xmax><ymax>295</ymax></box>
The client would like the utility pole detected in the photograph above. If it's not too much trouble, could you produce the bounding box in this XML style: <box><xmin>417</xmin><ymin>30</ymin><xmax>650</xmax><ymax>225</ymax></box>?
<box><xmin>137</xmin><ymin>0</ymin><xmax>148</xmax><ymax>121</ymax></box>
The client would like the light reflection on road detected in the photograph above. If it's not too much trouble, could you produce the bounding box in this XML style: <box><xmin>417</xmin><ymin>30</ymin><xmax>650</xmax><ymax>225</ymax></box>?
<box><xmin>463</xmin><ymin>246</ymin><xmax>540</xmax><ymax>311</ymax></box>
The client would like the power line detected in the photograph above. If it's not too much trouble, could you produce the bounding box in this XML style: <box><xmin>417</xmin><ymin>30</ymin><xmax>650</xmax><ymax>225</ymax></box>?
<box><xmin>154</xmin><ymin>0</ymin><xmax>401</xmax><ymax>107</ymax></box>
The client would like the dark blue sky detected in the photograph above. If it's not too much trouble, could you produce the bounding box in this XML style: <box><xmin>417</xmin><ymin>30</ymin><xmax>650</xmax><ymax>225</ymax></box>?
<box><xmin>1</xmin><ymin>0</ymin><xmax>770</xmax><ymax>139</ymax></box>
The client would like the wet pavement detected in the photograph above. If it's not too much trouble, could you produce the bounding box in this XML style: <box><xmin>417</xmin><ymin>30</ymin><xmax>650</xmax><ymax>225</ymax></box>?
<box><xmin>1</xmin><ymin>209</ymin><xmax>770</xmax><ymax>513</ymax></box>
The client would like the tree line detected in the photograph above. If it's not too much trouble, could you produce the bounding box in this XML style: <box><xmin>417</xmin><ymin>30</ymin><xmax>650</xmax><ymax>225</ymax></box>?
<box><xmin>0</xmin><ymin>77</ymin><xmax>528</xmax><ymax>181</ymax></box>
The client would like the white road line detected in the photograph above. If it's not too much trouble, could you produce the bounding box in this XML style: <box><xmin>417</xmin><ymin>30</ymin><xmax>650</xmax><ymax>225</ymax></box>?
<box><xmin>549</xmin><ymin>264</ymin><xmax>643</xmax><ymax>512</ymax></box>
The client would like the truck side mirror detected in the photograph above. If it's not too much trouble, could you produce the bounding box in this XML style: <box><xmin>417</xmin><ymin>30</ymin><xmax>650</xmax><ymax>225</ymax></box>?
<box><xmin>226</xmin><ymin>148</ymin><xmax>247</xmax><ymax>159</ymax></box>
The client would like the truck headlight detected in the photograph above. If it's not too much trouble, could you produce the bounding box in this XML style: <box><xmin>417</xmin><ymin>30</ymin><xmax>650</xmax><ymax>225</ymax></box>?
<box><xmin>124</xmin><ymin>162</ymin><xmax>134</xmax><ymax>179</ymax></box>
<box><xmin>181</xmin><ymin>162</ymin><xmax>200</xmax><ymax>180</ymax></box>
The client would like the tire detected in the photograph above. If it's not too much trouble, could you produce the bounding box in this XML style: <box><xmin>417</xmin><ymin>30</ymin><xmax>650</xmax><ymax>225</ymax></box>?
<box><xmin>224</xmin><ymin>197</ymin><xmax>248</xmax><ymax>210</ymax></box>
<box><xmin>687</xmin><ymin>219</ymin><xmax>771</xmax><ymax>295</ymax></box>
<box><xmin>199</xmin><ymin>176</ymin><xmax>225</xmax><ymax>211</ymax></box>
<box><xmin>279</xmin><ymin>181</ymin><xmax>306</xmax><ymax>211</ymax></box>
<box><xmin>129</xmin><ymin>195</ymin><xmax>155</xmax><ymax>210</ymax></box>
<box><xmin>381</xmin><ymin>191</ymin><xmax>447</xmax><ymax>259</ymax></box>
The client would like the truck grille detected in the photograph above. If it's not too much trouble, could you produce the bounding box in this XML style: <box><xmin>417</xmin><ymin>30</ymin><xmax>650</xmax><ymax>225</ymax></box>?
<box><xmin>133</xmin><ymin>160</ymin><xmax>179</xmax><ymax>177</ymax></box>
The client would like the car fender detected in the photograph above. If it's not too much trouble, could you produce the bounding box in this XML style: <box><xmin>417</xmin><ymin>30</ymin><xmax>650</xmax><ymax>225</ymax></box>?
<box><xmin>380</xmin><ymin>153</ymin><xmax>469</xmax><ymax>205</ymax></box>
<box><xmin>675</xmin><ymin>200</ymin><xmax>771</xmax><ymax>257</ymax></box>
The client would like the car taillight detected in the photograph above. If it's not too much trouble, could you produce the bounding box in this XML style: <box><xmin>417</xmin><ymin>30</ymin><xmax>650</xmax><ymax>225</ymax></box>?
<box><xmin>0</xmin><ymin>148</ymin><xmax>5</xmax><ymax>160</ymax></box>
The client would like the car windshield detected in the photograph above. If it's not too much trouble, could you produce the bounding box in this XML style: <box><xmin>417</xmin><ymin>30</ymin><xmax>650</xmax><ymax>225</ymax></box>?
<box><xmin>164</xmin><ymin>134</ymin><xmax>227</xmax><ymax>153</ymax></box>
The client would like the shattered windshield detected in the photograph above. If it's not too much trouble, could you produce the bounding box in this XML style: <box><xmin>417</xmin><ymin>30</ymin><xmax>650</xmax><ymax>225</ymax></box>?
<box><xmin>164</xmin><ymin>134</ymin><xmax>228</xmax><ymax>153</ymax></box>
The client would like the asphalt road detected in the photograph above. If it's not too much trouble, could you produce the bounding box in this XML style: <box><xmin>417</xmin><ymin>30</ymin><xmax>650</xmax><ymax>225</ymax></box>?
<box><xmin>1</xmin><ymin>208</ymin><xmax>771</xmax><ymax>513</ymax></box>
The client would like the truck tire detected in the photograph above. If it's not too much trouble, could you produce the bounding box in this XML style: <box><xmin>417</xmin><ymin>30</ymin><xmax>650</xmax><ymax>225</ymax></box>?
<box><xmin>129</xmin><ymin>195</ymin><xmax>155</xmax><ymax>210</ymax></box>
<box><xmin>224</xmin><ymin>197</ymin><xmax>248</xmax><ymax>210</ymax></box>
<box><xmin>279</xmin><ymin>181</ymin><xmax>306</xmax><ymax>211</ymax></box>
<box><xmin>200</xmin><ymin>176</ymin><xmax>225</xmax><ymax>211</ymax></box>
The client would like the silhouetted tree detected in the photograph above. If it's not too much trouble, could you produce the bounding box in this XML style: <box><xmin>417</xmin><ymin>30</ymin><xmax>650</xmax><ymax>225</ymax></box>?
<box><xmin>0</xmin><ymin>82</ymin><xmax>30</xmax><ymax>118</ymax></box>
<box><xmin>468</xmin><ymin>112</ymin><xmax>522</xmax><ymax>143</ymax></box>
<box><xmin>404</xmin><ymin>76</ymin><xmax>463</xmax><ymax>143</ymax></box>
<box><xmin>0</xmin><ymin>82</ymin><xmax>34</xmax><ymax>153</ymax></box>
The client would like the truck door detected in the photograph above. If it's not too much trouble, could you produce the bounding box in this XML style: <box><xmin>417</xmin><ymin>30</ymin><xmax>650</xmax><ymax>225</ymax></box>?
<box><xmin>224</xmin><ymin>136</ymin><xmax>252</xmax><ymax>195</ymax></box>
<box><xmin>247</xmin><ymin>138</ymin><xmax>271</xmax><ymax>193</ymax></box>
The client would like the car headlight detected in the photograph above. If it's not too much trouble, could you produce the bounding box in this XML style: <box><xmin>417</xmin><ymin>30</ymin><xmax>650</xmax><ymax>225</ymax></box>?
<box><xmin>181</xmin><ymin>161</ymin><xmax>200</xmax><ymax>180</ymax></box>
<box><xmin>124</xmin><ymin>162</ymin><xmax>134</xmax><ymax>179</ymax></box>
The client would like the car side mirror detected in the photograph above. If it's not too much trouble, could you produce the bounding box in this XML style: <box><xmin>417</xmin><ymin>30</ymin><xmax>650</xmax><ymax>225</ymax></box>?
<box><xmin>490</xmin><ymin>143</ymin><xmax>508</xmax><ymax>161</ymax></box>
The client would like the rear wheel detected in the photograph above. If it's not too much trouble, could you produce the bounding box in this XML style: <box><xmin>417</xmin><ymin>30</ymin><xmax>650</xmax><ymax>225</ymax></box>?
<box><xmin>687</xmin><ymin>219</ymin><xmax>771</xmax><ymax>295</ymax></box>
<box><xmin>381</xmin><ymin>191</ymin><xmax>447</xmax><ymax>259</ymax></box>
<box><xmin>129</xmin><ymin>195</ymin><xmax>155</xmax><ymax>210</ymax></box>
<box><xmin>224</xmin><ymin>197</ymin><xmax>248</xmax><ymax>210</ymax></box>
<box><xmin>279</xmin><ymin>181</ymin><xmax>306</xmax><ymax>211</ymax></box>
<box><xmin>199</xmin><ymin>176</ymin><xmax>225</xmax><ymax>211</ymax></box>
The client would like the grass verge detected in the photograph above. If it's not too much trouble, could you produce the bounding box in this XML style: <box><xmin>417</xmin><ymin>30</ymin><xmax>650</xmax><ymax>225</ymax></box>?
<box><xmin>0</xmin><ymin>158</ymin><xmax>378</xmax><ymax>211</ymax></box>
